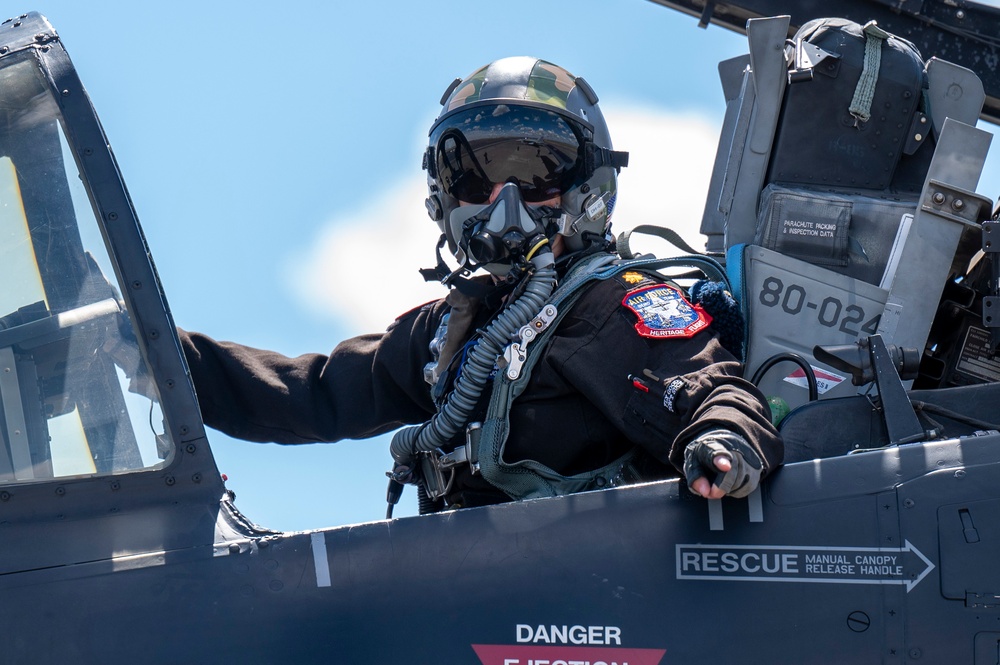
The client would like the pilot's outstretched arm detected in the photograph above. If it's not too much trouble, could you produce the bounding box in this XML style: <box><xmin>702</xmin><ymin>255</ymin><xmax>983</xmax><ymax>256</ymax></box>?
<box><xmin>176</xmin><ymin>299</ymin><xmax>446</xmax><ymax>444</ymax></box>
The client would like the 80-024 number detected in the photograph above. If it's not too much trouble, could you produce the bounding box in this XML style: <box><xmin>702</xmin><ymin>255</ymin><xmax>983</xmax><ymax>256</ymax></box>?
<box><xmin>758</xmin><ymin>276</ymin><xmax>880</xmax><ymax>337</ymax></box>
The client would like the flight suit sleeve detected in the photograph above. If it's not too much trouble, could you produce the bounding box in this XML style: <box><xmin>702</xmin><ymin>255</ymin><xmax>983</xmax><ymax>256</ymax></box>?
<box><xmin>176</xmin><ymin>300</ymin><xmax>445</xmax><ymax>444</ymax></box>
<box><xmin>551</xmin><ymin>278</ymin><xmax>782</xmax><ymax>478</ymax></box>
<box><xmin>624</xmin><ymin>355</ymin><xmax>783</xmax><ymax>476</ymax></box>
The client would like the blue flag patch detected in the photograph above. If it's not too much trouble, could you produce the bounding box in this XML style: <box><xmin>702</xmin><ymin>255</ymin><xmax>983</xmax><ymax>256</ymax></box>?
<box><xmin>622</xmin><ymin>284</ymin><xmax>712</xmax><ymax>339</ymax></box>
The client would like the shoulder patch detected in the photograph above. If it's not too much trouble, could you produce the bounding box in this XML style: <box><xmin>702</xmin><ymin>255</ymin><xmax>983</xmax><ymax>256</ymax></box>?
<box><xmin>622</xmin><ymin>284</ymin><xmax>712</xmax><ymax>339</ymax></box>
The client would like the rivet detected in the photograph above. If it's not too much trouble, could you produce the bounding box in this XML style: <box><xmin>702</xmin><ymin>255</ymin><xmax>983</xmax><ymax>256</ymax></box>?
<box><xmin>192</xmin><ymin>473</ymin><xmax>202</xmax><ymax>484</ymax></box>
<box><xmin>180</xmin><ymin>425</ymin><xmax>190</xmax><ymax>435</ymax></box>
<box><xmin>185</xmin><ymin>443</ymin><xmax>196</xmax><ymax>454</ymax></box>
<box><xmin>0</xmin><ymin>491</ymin><xmax>11</xmax><ymax>501</ymax></box>
<box><xmin>165</xmin><ymin>475</ymin><xmax>176</xmax><ymax>486</ymax></box>
<box><xmin>914</xmin><ymin>133</ymin><xmax>922</xmax><ymax>141</ymax></box>
<box><xmin>956</xmin><ymin>9</ymin><xmax>965</xmax><ymax>19</ymax></box>
<box><xmin>110</xmin><ymin>480</ymin><xmax>121</xmax><ymax>491</ymax></box>
<box><xmin>83</xmin><ymin>148</ymin><xmax>93</xmax><ymax>156</ymax></box>
<box><xmin>903</xmin><ymin>498</ymin><xmax>915</xmax><ymax>508</ymax></box>
<box><xmin>131</xmin><ymin>280</ymin><xmax>142</xmax><ymax>289</ymax></box>
<box><xmin>55</xmin><ymin>486</ymin><xmax>65</xmax><ymax>496</ymax></box>
<box><xmin>0</xmin><ymin>47</ymin><xmax>9</xmax><ymax>54</ymax></box>
<box><xmin>955</xmin><ymin>469</ymin><xmax>966</xmax><ymax>479</ymax></box>
<box><xmin>149</xmin><ymin>329</ymin><xmax>159</xmax><ymax>340</ymax></box>
<box><xmin>932</xmin><ymin>192</ymin><xmax>946</xmax><ymax>204</ymax></box>
<box><xmin>909</xmin><ymin>647</ymin><xmax>922</xmax><ymax>659</ymax></box>
<box><xmin>229</xmin><ymin>543</ymin><xmax>241</xmax><ymax>555</ymax></box>
<box><xmin>61</xmin><ymin>89</ymin><xmax>69</xmax><ymax>97</ymax></box>
<box><xmin>34</xmin><ymin>33</ymin><xmax>45</xmax><ymax>42</ymax></box>
<box><xmin>107</xmin><ymin>211</ymin><xmax>118</xmax><ymax>221</ymax></box>
<box><xmin>165</xmin><ymin>379</ymin><xmax>175</xmax><ymax>388</ymax></box>
<box><xmin>953</xmin><ymin>199</ymin><xmax>965</xmax><ymax>211</ymax></box>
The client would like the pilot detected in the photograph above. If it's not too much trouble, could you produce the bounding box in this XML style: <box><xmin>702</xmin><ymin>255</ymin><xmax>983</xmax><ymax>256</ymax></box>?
<box><xmin>177</xmin><ymin>57</ymin><xmax>782</xmax><ymax>514</ymax></box>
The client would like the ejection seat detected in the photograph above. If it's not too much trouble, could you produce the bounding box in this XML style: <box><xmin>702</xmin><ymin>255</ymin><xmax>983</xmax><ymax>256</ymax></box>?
<box><xmin>697</xmin><ymin>16</ymin><xmax>998</xmax><ymax>462</ymax></box>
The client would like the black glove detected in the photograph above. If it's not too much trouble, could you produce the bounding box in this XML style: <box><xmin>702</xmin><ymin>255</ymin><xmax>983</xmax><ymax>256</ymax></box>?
<box><xmin>683</xmin><ymin>429</ymin><xmax>763</xmax><ymax>498</ymax></box>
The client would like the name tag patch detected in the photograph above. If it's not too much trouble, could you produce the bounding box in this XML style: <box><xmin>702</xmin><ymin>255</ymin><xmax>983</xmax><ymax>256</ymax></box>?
<box><xmin>623</xmin><ymin>284</ymin><xmax>712</xmax><ymax>339</ymax></box>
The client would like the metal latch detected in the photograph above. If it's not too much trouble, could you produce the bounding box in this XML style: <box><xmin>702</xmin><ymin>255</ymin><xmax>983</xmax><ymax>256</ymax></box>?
<box><xmin>966</xmin><ymin>591</ymin><xmax>1000</xmax><ymax>609</ymax></box>
<box><xmin>502</xmin><ymin>304</ymin><xmax>558</xmax><ymax>380</ymax></box>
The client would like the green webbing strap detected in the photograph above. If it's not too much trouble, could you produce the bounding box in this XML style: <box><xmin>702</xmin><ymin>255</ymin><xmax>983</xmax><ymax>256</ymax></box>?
<box><xmin>477</xmin><ymin>252</ymin><xmax>730</xmax><ymax>500</ymax></box>
<box><xmin>616</xmin><ymin>224</ymin><xmax>702</xmax><ymax>258</ymax></box>
<box><xmin>849</xmin><ymin>21</ymin><xmax>890</xmax><ymax>123</ymax></box>
<box><xmin>478</xmin><ymin>274</ymin><xmax>634</xmax><ymax>499</ymax></box>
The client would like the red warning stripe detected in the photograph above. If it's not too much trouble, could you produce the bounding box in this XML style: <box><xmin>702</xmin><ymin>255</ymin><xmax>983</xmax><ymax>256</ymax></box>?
<box><xmin>472</xmin><ymin>644</ymin><xmax>667</xmax><ymax>665</ymax></box>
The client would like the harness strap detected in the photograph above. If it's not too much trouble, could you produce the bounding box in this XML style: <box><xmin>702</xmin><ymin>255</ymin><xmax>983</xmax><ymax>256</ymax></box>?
<box><xmin>849</xmin><ymin>21</ymin><xmax>890</xmax><ymax>124</ymax></box>
<box><xmin>616</xmin><ymin>224</ymin><xmax>703</xmax><ymax>258</ymax></box>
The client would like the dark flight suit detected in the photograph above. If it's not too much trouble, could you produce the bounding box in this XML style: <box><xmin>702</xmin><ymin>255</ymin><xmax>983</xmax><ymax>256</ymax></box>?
<box><xmin>178</xmin><ymin>268</ymin><xmax>782</xmax><ymax>508</ymax></box>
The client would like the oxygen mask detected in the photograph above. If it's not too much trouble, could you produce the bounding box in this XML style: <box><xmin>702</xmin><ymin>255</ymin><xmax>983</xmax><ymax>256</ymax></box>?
<box><xmin>449</xmin><ymin>182</ymin><xmax>554</xmax><ymax>277</ymax></box>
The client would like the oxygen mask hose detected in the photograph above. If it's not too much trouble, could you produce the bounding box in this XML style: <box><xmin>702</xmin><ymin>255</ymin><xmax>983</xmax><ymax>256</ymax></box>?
<box><xmin>389</xmin><ymin>250</ymin><xmax>558</xmax><ymax>471</ymax></box>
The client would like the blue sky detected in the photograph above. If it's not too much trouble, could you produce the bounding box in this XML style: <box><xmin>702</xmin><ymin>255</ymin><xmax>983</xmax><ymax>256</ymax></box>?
<box><xmin>30</xmin><ymin>1</ymin><xmax>1000</xmax><ymax>530</ymax></box>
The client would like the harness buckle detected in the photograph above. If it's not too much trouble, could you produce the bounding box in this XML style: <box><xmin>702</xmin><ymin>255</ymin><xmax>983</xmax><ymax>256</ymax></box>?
<box><xmin>417</xmin><ymin>451</ymin><xmax>454</xmax><ymax>501</ymax></box>
<box><xmin>503</xmin><ymin>304</ymin><xmax>558</xmax><ymax>380</ymax></box>
<box><xmin>417</xmin><ymin>422</ymin><xmax>484</xmax><ymax>499</ymax></box>
<box><xmin>465</xmin><ymin>422</ymin><xmax>482</xmax><ymax>475</ymax></box>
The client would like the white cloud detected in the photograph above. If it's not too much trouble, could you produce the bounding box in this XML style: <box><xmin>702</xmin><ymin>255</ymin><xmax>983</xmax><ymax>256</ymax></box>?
<box><xmin>286</xmin><ymin>104</ymin><xmax>723</xmax><ymax>335</ymax></box>
<box><xmin>604</xmin><ymin>104</ymin><xmax>721</xmax><ymax>253</ymax></box>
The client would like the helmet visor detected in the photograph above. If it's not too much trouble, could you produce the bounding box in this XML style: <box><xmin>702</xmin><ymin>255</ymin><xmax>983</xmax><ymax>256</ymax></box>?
<box><xmin>431</xmin><ymin>105</ymin><xmax>584</xmax><ymax>204</ymax></box>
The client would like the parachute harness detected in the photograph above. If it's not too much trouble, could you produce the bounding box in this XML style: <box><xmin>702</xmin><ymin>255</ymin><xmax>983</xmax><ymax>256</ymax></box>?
<box><xmin>386</xmin><ymin>245</ymin><xmax>732</xmax><ymax>515</ymax></box>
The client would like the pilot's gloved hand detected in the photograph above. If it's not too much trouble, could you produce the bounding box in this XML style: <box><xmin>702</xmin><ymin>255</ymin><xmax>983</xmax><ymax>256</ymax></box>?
<box><xmin>683</xmin><ymin>429</ymin><xmax>762</xmax><ymax>499</ymax></box>
<box><xmin>102</xmin><ymin>309</ymin><xmax>156</xmax><ymax>399</ymax></box>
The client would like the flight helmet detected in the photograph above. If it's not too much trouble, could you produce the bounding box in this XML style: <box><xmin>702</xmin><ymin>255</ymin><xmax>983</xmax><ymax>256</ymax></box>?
<box><xmin>423</xmin><ymin>56</ymin><xmax>628</xmax><ymax>274</ymax></box>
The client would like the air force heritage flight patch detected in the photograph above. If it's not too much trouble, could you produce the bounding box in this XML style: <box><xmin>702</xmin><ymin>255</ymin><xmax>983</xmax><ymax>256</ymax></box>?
<box><xmin>622</xmin><ymin>284</ymin><xmax>712</xmax><ymax>339</ymax></box>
